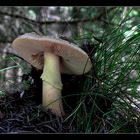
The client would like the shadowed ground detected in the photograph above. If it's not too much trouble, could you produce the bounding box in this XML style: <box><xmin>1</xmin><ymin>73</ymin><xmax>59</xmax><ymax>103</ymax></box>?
<box><xmin>0</xmin><ymin>90</ymin><xmax>77</xmax><ymax>133</ymax></box>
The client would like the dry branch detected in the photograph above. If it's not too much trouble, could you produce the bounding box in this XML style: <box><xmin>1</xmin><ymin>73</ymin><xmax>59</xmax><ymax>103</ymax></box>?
<box><xmin>0</xmin><ymin>8</ymin><xmax>115</xmax><ymax>25</ymax></box>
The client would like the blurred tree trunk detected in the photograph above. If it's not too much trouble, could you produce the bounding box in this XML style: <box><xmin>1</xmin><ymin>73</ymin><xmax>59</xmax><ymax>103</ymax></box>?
<box><xmin>36</xmin><ymin>7</ymin><xmax>45</xmax><ymax>34</ymax></box>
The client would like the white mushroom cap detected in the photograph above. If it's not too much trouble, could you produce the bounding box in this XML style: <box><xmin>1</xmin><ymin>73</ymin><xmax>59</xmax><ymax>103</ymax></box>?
<box><xmin>12</xmin><ymin>32</ymin><xmax>92</xmax><ymax>75</ymax></box>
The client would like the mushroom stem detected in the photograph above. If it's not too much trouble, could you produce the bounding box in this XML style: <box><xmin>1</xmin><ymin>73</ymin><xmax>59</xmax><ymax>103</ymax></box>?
<box><xmin>40</xmin><ymin>52</ymin><xmax>65</xmax><ymax>117</ymax></box>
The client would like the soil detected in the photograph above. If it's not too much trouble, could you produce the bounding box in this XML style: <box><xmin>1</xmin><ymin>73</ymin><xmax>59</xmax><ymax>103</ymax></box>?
<box><xmin>0</xmin><ymin>68</ymin><xmax>84</xmax><ymax>133</ymax></box>
<box><xmin>0</xmin><ymin>90</ymin><xmax>77</xmax><ymax>133</ymax></box>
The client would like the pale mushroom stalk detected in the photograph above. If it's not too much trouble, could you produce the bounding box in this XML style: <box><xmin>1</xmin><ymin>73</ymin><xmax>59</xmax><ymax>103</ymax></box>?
<box><xmin>12</xmin><ymin>32</ymin><xmax>92</xmax><ymax>118</ymax></box>
<box><xmin>40</xmin><ymin>52</ymin><xmax>65</xmax><ymax>117</ymax></box>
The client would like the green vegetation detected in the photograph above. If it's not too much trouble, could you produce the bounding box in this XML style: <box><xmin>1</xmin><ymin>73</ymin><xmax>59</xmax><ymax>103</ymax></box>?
<box><xmin>63</xmin><ymin>7</ymin><xmax>140</xmax><ymax>133</ymax></box>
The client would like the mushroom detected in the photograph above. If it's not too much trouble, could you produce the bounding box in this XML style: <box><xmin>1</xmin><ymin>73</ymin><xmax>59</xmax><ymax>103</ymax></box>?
<box><xmin>11</xmin><ymin>32</ymin><xmax>92</xmax><ymax>117</ymax></box>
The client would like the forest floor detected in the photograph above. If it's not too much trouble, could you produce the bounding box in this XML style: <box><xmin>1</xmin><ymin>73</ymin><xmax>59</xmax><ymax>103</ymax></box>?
<box><xmin>0</xmin><ymin>90</ymin><xmax>77</xmax><ymax>133</ymax></box>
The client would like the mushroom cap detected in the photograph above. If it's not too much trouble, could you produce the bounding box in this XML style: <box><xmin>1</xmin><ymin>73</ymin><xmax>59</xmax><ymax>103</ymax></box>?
<box><xmin>12</xmin><ymin>32</ymin><xmax>92</xmax><ymax>75</ymax></box>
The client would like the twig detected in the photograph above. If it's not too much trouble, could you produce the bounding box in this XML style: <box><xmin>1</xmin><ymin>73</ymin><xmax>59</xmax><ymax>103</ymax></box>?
<box><xmin>124</xmin><ymin>93</ymin><xmax>140</xmax><ymax>110</ymax></box>
<box><xmin>116</xmin><ymin>85</ymin><xmax>140</xmax><ymax>110</ymax></box>
<box><xmin>0</xmin><ymin>8</ymin><xmax>115</xmax><ymax>25</ymax></box>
